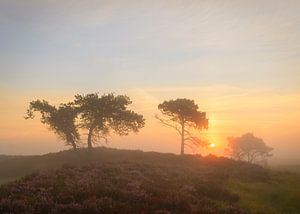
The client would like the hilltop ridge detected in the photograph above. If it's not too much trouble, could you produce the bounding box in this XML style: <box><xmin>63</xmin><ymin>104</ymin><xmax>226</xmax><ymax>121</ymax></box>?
<box><xmin>0</xmin><ymin>147</ymin><xmax>299</xmax><ymax>213</ymax></box>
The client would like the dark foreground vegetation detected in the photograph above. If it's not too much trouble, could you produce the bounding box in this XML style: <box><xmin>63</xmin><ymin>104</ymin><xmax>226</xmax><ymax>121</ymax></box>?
<box><xmin>0</xmin><ymin>148</ymin><xmax>299</xmax><ymax>213</ymax></box>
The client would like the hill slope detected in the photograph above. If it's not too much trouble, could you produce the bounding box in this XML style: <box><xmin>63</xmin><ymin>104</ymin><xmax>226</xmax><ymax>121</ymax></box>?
<box><xmin>0</xmin><ymin>147</ymin><xmax>299</xmax><ymax>213</ymax></box>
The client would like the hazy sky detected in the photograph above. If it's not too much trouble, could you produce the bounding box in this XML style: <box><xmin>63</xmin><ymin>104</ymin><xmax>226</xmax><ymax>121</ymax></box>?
<box><xmin>0</xmin><ymin>0</ymin><xmax>299</xmax><ymax>164</ymax></box>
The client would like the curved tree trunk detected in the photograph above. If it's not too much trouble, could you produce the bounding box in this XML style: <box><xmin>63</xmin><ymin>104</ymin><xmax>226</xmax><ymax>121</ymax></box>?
<box><xmin>71</xmin><ymin>140</ymin><xmax>77</xmax><ymax>151</ymax></box>
<box><xmin>180</xmin><ymin>121</ymin><xmax>185</xmax><ymax>155</ymax></box>
<box><xmin>87</xmin><ymin>124</ymin><xmax>96</xmax><ymax>150</ymax></box>
<box><xmin>66</xmin><ymin>135</ymin><xmax>77</xmax><ymax>152</ymax></box>
<box><xmin>87</xmin><ymin>129</ymin><xmax>93</xmax><ymax>150</ymax></box>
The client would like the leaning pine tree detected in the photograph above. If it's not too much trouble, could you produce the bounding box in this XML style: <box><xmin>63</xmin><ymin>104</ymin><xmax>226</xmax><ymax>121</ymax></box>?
<box><xmin>74</xmin><ymin>93</ymin><xmax>145</xmax><ymax>150</ymax></box>
<box><xmin>156</xmin><ymin>98</ymin><xmax>208</xmax><ymax>155</ymax></box>
<box><xmin>25</xmin><ymin>100</ymin><xmax>80</xmax><ymax>151</ymax></box>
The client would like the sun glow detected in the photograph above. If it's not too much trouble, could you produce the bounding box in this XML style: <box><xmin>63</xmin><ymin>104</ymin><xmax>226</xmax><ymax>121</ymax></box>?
<box><xmin>209</xmin><ymin>143</ymin><xmax>216</xmax><ymax>148</ymax></box>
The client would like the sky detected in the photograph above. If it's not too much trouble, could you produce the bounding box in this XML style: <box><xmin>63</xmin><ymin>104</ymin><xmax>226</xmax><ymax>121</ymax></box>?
<box><xmin>0</xmin><ymin>0</ymin><xmax>300</xmax><ymax>164</ymax></box>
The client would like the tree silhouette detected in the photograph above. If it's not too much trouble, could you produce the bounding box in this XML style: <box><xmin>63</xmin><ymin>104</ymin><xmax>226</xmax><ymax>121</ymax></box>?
<box><xmin>226</xmin><ymin>133</ymin><xmax>273</xmax><ymax>165</ymax></box>
<box><xmin>25</xmin><ymin>100</ymin><xmax>80</xmax><ymax>151</ymax></box>
<box><xmin>156</xmin><ymin>98</ymin><xmax>208</xmax><ymax>155</ymax></box>
<box><xmin>74</xmin><ymin>93</ymin><xmax>145</xmax><ymax>150</ymax></box>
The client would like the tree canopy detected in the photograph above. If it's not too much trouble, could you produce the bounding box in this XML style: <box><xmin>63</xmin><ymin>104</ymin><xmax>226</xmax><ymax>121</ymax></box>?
<box><xmin>226</xmin><ymin>133</ymin><xmax>273</xmax><ymax>165</ymax></box>
<box><xmin>157</xmin><ymin>98</ymin><xmax>208</xmax><ymax>155</ymax></box>
<box><xmin>74</xmin><ymin>93</ymin><xmax>145</xmax><ymax>149</ymax></box>
<box><xmin>25</xmin><ymin>100</ymin><xmax>80</xmax><ymax>151</ymax></box>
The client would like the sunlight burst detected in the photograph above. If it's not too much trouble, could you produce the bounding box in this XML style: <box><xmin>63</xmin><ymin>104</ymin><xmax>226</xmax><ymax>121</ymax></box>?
<box><xmin>209</xmin><ymin>143</ymin><xmax>216</xmax><ymax>148</ymax></box>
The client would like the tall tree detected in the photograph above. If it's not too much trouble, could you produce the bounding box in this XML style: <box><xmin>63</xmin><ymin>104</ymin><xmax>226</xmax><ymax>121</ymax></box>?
<box><xmin>156</xmin><ymin>98</ymin><xmax>208</xmax><ymax>155</ymax></box>
<box><xmin>226</xmin><ymin>133</ymin><xmax>273</xmax><ymax>165</ymax></box>
<box><xmin>74</xmin><ymin>93</ymin><xmax>145</xmax><ymax>149</ymax></box>
<box><xmin>25</xmin><ymin>100</ymin><xmax>80</xmax><ymax>151</ymax></box>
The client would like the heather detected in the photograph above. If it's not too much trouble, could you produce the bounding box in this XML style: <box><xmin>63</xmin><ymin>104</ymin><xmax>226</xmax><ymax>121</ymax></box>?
<box><xmin>0</xmin><ymin>148</ymin><xmax>299</xmax><ymax>213</ymax></box>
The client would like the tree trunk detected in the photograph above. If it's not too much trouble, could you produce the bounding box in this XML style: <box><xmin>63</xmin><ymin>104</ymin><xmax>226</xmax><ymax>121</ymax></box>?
<box><xmin>71</xmin><ymin>141</ymin><xmax>77</xmax><ymax>151</ymax></box>
<box><xmin>247</xmin><ymin>153</ymin><xmax>251</xmax><ymax>163</ymax></box>
<box><xmin>66</xmin><ymin>135</ymin><xmax>77</xmax><ymax>152</ymax></box>
<box><xmin>87</xmin><ymin>126</ymin><xmax>95</xmax><ymax>150</ymax></box>
<box><xmin>180</xmin><ymin>121</ymin><xmax>185</xmax><ymax>155</ymax></box>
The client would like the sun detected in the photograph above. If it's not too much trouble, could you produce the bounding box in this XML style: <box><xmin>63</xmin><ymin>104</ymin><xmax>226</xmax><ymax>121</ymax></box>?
<box><xmin>209</xmin><ymin>143</ymin><xmax>216</xmax><ymax>148</ymax></box>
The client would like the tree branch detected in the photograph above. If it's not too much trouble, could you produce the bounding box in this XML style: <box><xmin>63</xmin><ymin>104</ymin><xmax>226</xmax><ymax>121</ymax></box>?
<box><xmin>155</xmin><ymin>114</ymin><xmax>182</xmax><ymax>135</ymax></box>
<box><xmin>184</xmin><ymin>129</ymin><xmax>208</xmax><ymax>147</ymax></box>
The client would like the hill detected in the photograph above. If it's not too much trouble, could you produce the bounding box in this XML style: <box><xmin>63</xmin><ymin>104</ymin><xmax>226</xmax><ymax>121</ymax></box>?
<box><xmin>0</xmin><ymin>147</ymin><xmax>299</xmax><ymax>213</ymax></box>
